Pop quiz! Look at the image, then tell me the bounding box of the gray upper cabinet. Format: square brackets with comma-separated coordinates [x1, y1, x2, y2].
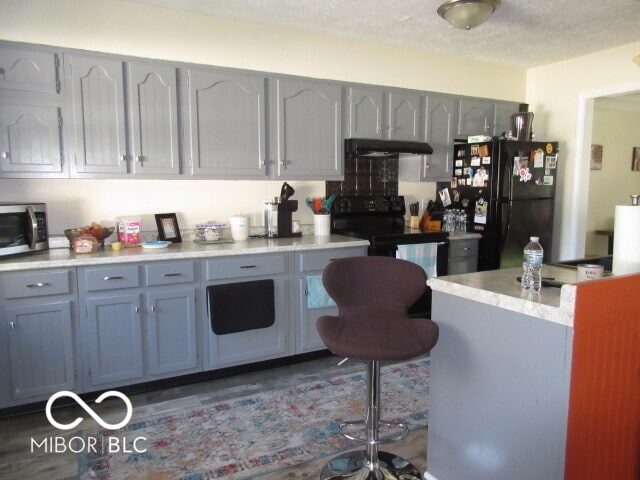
[345, 86, 423, 142]
[494, 101, 519, 137]
[458, 98, 496, 137]
[269, 77, 342, 180]
[345, 86, 385, 139]
[65, 54, 128, 176]
[387, 90, 423, 141]
[128, 62, 180, 176]
[185, 68, 267, 178]
[0, 45, 67, 178]
[0, 47, 60, 94]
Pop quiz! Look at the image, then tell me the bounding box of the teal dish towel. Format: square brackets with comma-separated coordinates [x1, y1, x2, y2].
[396, 243, 439, 278]
[306, 274, 337, 309]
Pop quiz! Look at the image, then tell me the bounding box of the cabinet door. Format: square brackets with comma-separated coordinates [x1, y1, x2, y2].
[494, 101, 519, 137]
[187, 68, 266, 178]
[146, 287, 198, 377]
[298, 276, 335, 353]
[424, 94, 457, 180]
[66, 54, 127, 176]
[458, 98, 495, 137]
[84, 293, 144, 388]
[0, 46, 60, 94]
[0, 103, 65, 176]
[270, 77, 342, 179]
[129, 62, 180, 176]
[388, 91, 423, 142]
[6, 301, 75, 399]
[345, 86, 384, 139]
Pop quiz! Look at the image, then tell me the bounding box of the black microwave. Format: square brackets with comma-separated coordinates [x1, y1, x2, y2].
[0, 203, 49, 257]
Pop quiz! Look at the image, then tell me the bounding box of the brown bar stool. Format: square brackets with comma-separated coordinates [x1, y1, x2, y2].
[316, 256, 439, 480]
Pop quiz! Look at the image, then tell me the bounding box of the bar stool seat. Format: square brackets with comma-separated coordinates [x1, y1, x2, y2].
[316, 256, 439, 480]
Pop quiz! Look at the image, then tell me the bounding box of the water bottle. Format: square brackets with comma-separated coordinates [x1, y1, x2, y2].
[522, 236, 543, 292]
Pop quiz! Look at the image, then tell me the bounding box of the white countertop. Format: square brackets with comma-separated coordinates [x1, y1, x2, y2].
[0, 235, 369, 272]
[428, 265, 580, 327]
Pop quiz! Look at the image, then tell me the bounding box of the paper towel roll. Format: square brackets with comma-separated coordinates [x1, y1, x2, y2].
[612, 205, 640, 275]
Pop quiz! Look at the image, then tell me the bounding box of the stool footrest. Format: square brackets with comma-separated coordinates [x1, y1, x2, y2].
[338, 419, 409, 444]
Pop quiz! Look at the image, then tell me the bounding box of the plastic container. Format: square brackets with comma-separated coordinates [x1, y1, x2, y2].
[117, 216, 141, 245]
[522, 236, 543, 292]
[194, 223, 225, 242]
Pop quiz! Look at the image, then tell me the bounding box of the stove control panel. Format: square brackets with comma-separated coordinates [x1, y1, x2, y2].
[333, 196, 406, 215]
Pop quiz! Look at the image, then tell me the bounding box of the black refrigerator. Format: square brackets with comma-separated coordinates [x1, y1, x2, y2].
[438, 138, 560, 271]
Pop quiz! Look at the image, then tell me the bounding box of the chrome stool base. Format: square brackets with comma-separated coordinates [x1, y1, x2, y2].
[319, 450, 422, 480]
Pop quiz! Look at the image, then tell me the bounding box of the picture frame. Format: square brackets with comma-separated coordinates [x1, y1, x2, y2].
[632, 147, 640, 171]
[590, 144, 603, 170]
[155, 213, 182, 243]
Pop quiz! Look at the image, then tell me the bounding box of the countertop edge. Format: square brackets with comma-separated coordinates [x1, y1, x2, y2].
[0, 236, 370, 272]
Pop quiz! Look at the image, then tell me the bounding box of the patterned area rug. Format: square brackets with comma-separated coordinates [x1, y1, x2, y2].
[78, 359, 430, 479]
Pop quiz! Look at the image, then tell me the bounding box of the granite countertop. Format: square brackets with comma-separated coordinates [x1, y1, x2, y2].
[428, 265, 580, 327]
[0, 235, 369, 272]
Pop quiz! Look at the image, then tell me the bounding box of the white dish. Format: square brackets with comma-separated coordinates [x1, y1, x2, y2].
[142, 241, 171, 249]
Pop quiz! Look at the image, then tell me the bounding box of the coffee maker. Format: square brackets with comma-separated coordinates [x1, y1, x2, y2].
[264, 183, 302, 238]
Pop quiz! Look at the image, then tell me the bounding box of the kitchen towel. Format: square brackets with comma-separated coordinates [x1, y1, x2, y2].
[612, 205, 640, 275]
[306, 274, 337, 309]
[396, 243, 439, 278]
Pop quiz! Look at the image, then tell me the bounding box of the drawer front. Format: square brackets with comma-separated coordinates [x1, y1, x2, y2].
[298, 247, 366, 272]
[2, 269, 72, 299]
[448, 238, 479, 258]
[448, 257, 478, 275]
[205, 254, 286, 281]
[84, 265, 140, 291]
[145, 261, 195, 286]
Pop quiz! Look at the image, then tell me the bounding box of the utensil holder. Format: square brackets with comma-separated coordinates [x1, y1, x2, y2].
[314, 214, 331, 236]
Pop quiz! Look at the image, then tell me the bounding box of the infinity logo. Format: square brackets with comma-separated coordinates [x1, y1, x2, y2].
[46, 391, 133, 431]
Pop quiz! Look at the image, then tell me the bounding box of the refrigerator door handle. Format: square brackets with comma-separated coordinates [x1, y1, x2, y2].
[500, 201, 511, 252]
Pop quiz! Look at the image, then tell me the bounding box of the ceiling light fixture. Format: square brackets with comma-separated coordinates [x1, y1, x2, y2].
[437, 0, 501, 30]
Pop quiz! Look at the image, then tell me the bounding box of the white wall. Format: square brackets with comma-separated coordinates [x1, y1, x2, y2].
[526, 42, 640, 260]
[0, 0, 526, 236]
[586, 105, 640, 256]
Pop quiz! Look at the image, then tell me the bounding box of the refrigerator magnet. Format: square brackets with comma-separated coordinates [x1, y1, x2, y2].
[482, 156, 491, 164]
[545, 143, 555, 154]
[455, 168, 463, 176]
[470, 145, 480, 155]
[439, 188, 452, 207]
[455, 159, 463, 167]
[545, 155, 557, 169]
[519, 167, 532, 182]
[470, 157, 481, 167]
[474, 198, 488, 224]
[543, 176, 554, 186]
[533, 149, 545, 167]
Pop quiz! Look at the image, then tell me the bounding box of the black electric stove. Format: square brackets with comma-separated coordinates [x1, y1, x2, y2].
[330, 195, 448, 317]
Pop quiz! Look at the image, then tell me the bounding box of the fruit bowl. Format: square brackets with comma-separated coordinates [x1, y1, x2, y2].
[65, 226, 115, 247]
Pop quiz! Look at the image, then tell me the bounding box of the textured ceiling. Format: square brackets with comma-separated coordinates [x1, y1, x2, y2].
[121, 0, 640, 68]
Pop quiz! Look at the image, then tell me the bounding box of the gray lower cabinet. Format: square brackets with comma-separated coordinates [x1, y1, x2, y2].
[0, 45, 67, 178]
[269, 77, 342, 180]
[202, 253, 292, 369]
[80, 261, 200, 391]
[447, 236, 480, 275]
[0, 269, 78, 408]
[295, 247, 367, 353]
[185, 67, 267, 178]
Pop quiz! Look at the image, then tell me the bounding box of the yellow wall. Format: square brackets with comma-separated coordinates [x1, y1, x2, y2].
[586, 105, 640, 256]
[526, 42, 640, 260]
[0, 0, 526, 235]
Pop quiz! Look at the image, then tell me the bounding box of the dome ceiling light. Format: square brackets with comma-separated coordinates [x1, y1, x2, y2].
[437, 0, 501, 30]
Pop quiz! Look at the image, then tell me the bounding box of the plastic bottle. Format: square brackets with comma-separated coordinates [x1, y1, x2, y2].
[522, 236, 543, 292]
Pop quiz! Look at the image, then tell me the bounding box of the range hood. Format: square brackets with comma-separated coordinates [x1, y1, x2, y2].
[345, 138, 433, 157]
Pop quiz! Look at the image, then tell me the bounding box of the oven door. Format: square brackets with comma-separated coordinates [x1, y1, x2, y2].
[370, 237, 449, 318]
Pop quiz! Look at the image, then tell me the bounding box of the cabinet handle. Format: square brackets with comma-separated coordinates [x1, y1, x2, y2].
[240, 265, 256, 269]
[121, 155, 127, 162]
[149, 305, 155, 312]
[1, 152, 9, 159]
[135, 306, 140, 314]
[463, 247, 470, 251]
[279, 159, 286, 169]
[26, 282, 50, 288]
[9, 321, 15, 329]
[162, 272, 182, 277]
[102, 276, 123, 281]
[136, 155, 143, 163]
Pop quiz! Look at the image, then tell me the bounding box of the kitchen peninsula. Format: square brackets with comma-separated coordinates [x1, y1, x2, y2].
[0, 235, 368, 411]
[425, 267, 640, 480]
